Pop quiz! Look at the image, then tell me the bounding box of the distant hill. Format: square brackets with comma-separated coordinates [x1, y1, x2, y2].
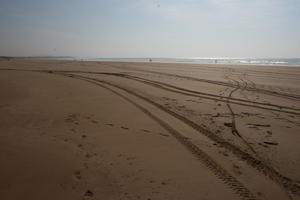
[0, 56, 74, 60]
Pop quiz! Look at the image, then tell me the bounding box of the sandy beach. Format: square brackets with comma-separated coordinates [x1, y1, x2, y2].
[0, 59, 300, 200]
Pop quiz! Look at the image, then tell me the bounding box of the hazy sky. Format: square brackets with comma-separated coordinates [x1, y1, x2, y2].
[0, 0, 299, 58]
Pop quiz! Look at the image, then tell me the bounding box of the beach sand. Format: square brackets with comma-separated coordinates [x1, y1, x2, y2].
[0, 59, 299, 200]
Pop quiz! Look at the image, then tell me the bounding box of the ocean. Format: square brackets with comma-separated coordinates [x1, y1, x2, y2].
[82, 57, 300, 67]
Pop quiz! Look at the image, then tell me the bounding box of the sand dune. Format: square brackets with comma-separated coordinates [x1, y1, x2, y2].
[0, 60, 300, 200]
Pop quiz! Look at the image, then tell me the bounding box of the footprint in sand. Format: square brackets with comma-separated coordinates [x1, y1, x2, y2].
[74, 170, 81, 180]
[70, 128, 76, 133]
[85, 152, 97, 159]
[258, 143, 269, 148]
[213, 113, 220, 117]
[84, 162, 88, 169]
[65, 114, 80, 125]
[219, 151, 229, 157]
[85, 153, 92, 159]
[83, 190, 94, 200]
[161, 181, 167, 185]
[120, 126, 129, 130]
[232, 164, 242, 175]
[264, 141, 278, 146]
[126, 156, 136, 161]
[159, 133, 169, 137]
[224, 122, 232, 127]
[105, 123, 114, 127]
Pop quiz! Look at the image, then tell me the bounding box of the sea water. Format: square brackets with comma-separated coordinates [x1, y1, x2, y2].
[84, 57, 300, 67]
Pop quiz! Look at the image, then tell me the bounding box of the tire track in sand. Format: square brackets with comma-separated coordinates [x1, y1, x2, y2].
[58, 72, 300, 198]
[104, 63, 300, 101]
[123, 75, 300, 115]
[1, 68, 298, 114]
[224, 77, 261, 158]
[0, 68, 299, 197]
[56, 72, 260, 200]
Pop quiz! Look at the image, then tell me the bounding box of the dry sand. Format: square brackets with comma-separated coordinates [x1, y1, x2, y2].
[0, 59, 300, 200]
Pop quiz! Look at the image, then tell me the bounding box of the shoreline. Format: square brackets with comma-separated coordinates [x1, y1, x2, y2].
[1, 57, 300, 67]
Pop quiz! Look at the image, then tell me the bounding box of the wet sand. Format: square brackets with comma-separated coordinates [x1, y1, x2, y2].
[0, 59, 300, 200]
